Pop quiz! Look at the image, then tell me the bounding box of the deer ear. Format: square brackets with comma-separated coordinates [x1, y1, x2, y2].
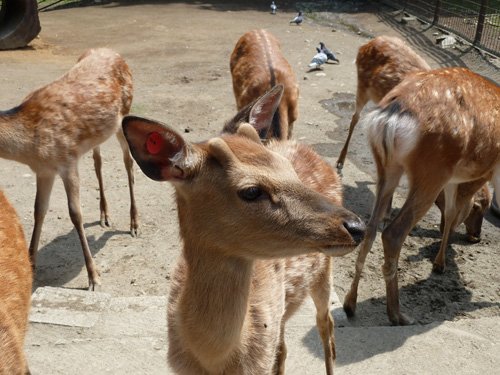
[122, 115, 192, 181]
[248, 84, 284, 135]
[223, 85, 284, 138]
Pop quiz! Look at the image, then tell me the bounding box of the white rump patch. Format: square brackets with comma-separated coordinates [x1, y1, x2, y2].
[361, 106, 420, 165]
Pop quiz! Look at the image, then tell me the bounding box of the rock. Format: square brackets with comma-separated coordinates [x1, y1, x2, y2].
[436, 35, 456, 49]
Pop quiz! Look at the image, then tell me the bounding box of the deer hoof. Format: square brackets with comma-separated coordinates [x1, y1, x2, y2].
[88, 272, 102, 291]
[432, 262, 445, 274]
[343, 291, 357, 317]
[389, 312, 415, 326]
[100, 215, 111, 228]
[466, 234, 480, 244]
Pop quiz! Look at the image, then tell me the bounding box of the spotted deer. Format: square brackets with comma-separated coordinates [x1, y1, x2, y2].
[336, 35, 431, 172]
[0, 190, 32, 374]
[123, 85, 365, 374]
[0, 48, 136, 290]
[229, 29, 299, 140]
[337, 35, 491, 242]
[343, 67, 500, 325]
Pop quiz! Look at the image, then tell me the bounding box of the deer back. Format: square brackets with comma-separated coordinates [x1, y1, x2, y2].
[357, 35, 431, 103]
[367, 67, 500, 183]
[230, 29, 299, 139]
[0, 48, 132, 168]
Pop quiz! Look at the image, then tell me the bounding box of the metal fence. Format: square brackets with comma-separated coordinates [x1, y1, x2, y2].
[380, 0, 500, 57]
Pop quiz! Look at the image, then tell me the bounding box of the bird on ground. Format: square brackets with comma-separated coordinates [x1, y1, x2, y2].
[290, 11, 303, 25]
[319, 42, 340, 63]
[308, 47, 328, 70]
[270, 1, 277, 14]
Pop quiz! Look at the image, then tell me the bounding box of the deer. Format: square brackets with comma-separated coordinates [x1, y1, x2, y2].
[0, 48, 136, 290]
[230, 29, 299, 140]
[342, 67, 500, 326]
[435, 182, 491, 243]
[0, 190, 33, 374]
[337, 35, 432, 172]
[337, 35, 491, 243]
[122, 85, 366, 374]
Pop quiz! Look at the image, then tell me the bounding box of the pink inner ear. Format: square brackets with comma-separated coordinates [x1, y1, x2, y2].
[146, 132, 163, 155]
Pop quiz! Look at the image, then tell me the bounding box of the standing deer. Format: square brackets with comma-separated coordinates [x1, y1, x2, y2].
[435, 181, 491, 243]
[336, 35, 431, 172]
[343, 67, 500, 325]
[123, 85, 365, 374]
[337, 35, 491, 243]
[0, 190, 32, 374]
[230, 29, 299, 140]
[0, 48, 136, 290]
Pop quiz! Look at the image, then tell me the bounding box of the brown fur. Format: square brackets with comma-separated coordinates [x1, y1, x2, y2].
[123, 87, 365, 374]
[337, 35, 431, 171]
[0, 190, 32, 374]
[338, 35, 489, 243]
[230, 29, 299, 139]
[344, 67, 500, 325]
[435, 182, 491, 243]
[0, 48, 136, 290]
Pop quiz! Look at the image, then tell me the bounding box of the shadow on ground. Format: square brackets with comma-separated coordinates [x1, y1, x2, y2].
[299, 237, 499, 364]
[33, 221, 130, 289]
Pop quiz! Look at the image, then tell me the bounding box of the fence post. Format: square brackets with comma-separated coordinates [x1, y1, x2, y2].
[474, 0, 489, 46]
[432, 0, 441, 25]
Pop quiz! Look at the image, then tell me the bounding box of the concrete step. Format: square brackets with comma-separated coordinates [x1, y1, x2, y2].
[25, 287, 499, 374]
[27, 287, 168, 374]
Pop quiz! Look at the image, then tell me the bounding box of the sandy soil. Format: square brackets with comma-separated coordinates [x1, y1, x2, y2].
[0, 0, 498, 334]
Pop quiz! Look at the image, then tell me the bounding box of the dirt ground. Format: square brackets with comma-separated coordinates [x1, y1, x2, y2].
[0, 0, 499, 338]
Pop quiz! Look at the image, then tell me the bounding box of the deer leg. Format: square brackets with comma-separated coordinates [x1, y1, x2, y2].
[382, 194, 394, 229]
[274, 320, 287, 375]
[93, 146, 110, 228]
[492, 167, 500, 215]
[310, 265, 335, 375]
[287, 99, 298, 140]
[432, 184, 460, 273]
[117, 130, 138, 237]
[382, 184, 443, 325]
[343, 162, 403, 317]
[29, 173, 56, 270]
[61, 165, 100, 290]
[336, 90, 368, 173]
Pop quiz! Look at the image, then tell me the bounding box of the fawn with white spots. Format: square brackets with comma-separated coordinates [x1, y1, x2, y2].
[123, 85, 365, 374]
[0, 48, 136, 290]
[343, 67, 500, 325]
[230, 29, 299, 140]
[0, 190, 32, 374]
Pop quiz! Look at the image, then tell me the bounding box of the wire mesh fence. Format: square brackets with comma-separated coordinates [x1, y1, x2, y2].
[380, 0, 500, 57]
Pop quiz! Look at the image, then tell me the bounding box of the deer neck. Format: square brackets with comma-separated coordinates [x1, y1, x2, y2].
[179, 240, 254, 370]
[0, 108, 32, 163]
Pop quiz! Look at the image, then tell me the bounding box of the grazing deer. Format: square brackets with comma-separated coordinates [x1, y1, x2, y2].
[0, 48, 136, 290]
[336, 35, 431, 172]
[123, 85, 365, 374]
[0, 190, 32, 374]
[230, 29, 299, 140]
[343, 67, 500, 325]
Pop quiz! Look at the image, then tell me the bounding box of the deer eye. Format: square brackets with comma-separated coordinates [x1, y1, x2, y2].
[238, 186, 264, 202]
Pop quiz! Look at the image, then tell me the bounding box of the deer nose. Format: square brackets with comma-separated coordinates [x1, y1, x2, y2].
[343, 217, 365, 245]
